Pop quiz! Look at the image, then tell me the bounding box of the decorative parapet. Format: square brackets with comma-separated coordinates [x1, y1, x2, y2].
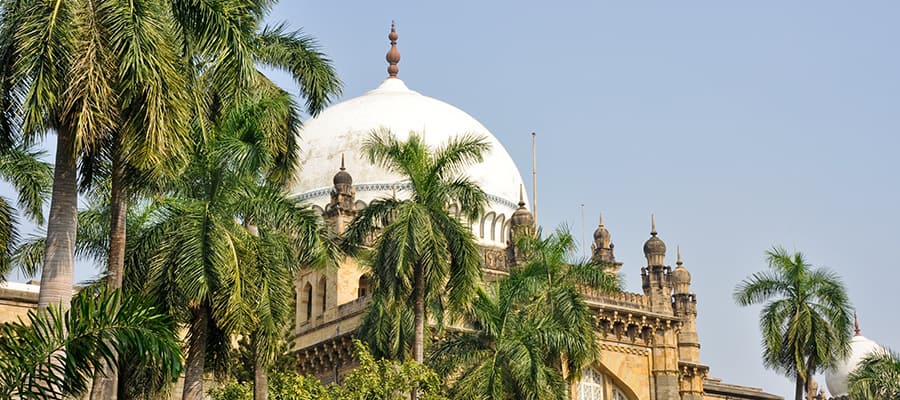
[583, 289, 650, 310]
[590, 308, 681, 345]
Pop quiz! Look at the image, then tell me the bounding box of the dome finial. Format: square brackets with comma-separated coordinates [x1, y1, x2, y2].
[340, 153, 346, 171]
[854, 312, 861, 336]
[677, 245, 683, 265]
[598, 212, 604, 227]
[651, 213, 657, 236]
[386, 21, 400, 78]
[518, 184, 526, 207]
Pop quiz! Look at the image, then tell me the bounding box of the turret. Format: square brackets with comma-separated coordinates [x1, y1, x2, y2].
[641, 214, 672, 314]
[591, 213, 623, 274]
[507, 185, 534, 265]
[324, 154, 357, 234]
[672, 246, 700, 364]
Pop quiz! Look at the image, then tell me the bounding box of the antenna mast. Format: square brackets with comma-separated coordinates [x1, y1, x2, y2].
[532, 132, 538, 226]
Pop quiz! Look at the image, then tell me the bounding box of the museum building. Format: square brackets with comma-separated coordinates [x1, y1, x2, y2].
[289, 24, 784, 400]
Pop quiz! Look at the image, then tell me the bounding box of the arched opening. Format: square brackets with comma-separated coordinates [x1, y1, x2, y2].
[302, 282, 313, 321]
[358, 274, 370, 298]
[311, 205, 325, 216]
[577, 363, 639, 400]
[480, 212, 495, 239]
[493, 214, 505, 242]
[577, 367, 604, 400]
[318, 277, 327, 314]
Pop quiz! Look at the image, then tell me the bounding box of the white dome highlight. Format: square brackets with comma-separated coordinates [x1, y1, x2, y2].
[291, 78, 528, 246]
[825, 334, 884, 397]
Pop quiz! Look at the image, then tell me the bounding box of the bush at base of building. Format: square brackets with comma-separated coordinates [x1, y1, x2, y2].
[209, 341, 448, 400]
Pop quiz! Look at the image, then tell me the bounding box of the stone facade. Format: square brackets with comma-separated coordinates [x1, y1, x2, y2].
[0, 281, 39, 324]
[291, 168, 782, 400]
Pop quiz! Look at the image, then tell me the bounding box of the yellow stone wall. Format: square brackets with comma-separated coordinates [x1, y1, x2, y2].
[596, 339, 653, 400]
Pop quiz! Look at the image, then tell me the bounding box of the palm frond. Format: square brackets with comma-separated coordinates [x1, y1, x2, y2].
[0, 289, 182, 399]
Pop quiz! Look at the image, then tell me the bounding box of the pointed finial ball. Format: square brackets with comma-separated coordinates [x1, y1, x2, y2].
[386, 22, 401, 78]
[389, 21, 399, 41]
[333, 154, 352, 185]
[651, 213, 658, 236]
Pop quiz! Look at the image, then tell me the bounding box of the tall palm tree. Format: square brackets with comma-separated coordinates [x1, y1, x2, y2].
[344, 130, 490, 365]
[848, 348, 900, 400]
[430, 226, 621, 400]
[143, 92, 336, 400]
[0, 289, 182, 400]
[0, 145, 51, 278]
[734, 246, 853, 400]
[0, 0, 193, 311]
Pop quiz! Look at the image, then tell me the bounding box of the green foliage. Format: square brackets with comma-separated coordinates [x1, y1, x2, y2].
[0, 145, 51, 280]
[209, 341, 447, 400]
[0, 289, 182, 399]
[734, 246, 853, 400]
[346, 130, 490, 361]
[209, 381, 253, 400]
[848, 348, 900, 400]
[431, 226, 621, 400]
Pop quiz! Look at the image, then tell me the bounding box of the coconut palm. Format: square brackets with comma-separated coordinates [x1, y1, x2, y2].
[344, 130, 491, 365]
[0, 145, 51, 279]
[734, 246, 854, 400]
[142, 92, 336, 400]
[430, 226, 621, 400]
[0, 0, 195, 311]
[848, 348, 900, 400]
[0, 289, 182, 400]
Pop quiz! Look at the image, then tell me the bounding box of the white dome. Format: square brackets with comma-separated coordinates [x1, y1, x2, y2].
[825, 334, 883, 397]
[291, 78, 528, 247]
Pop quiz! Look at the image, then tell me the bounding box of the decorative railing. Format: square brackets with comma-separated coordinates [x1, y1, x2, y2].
[582, 288, 650, 310]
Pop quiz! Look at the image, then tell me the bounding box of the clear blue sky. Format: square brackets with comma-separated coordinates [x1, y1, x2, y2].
[6, 1, 899, 397]
[268, 1, 898, 396]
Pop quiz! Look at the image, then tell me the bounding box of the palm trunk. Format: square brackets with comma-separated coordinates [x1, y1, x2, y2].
[183, 305, 210, 400]
[411, 264, 425, 400]
[38, 128, 78, 309]
[90, 138, 127, 399]
[253, 343, 268, 400]
[413, 264, 425, 362]
[795, 373, 804, 400]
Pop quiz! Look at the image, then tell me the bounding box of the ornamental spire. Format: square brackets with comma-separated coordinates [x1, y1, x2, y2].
[340, 153, 346, 171]
[677, 245, 683, 266]
[386, 22, 400, 78]
[855, 312, 861, 336]
[651, 213, 657, 236]
[518, 184, 526, 207]
[598, 212, 604, 227]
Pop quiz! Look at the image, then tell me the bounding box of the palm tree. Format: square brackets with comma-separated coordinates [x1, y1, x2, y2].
[734, 246, 854, 400]
[848, 348, 900, 400]
[0, 145, 51, 278]
[143, 93, 336, 400]
[430, 226, 621, 400]
[0, 0, 194, 311]
[0, 289, 182, 400]
[344, 130, 491, 365]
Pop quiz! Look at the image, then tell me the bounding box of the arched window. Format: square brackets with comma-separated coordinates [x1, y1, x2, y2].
[303, 282, 313, 321]
[318, 277, 327, 313]
[492, 214, 505, 241]
[577, 368, 604, 400]
[612, 387, 627, 400]
[358, 275, 370, 298]
[480, 212, 495, 239]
